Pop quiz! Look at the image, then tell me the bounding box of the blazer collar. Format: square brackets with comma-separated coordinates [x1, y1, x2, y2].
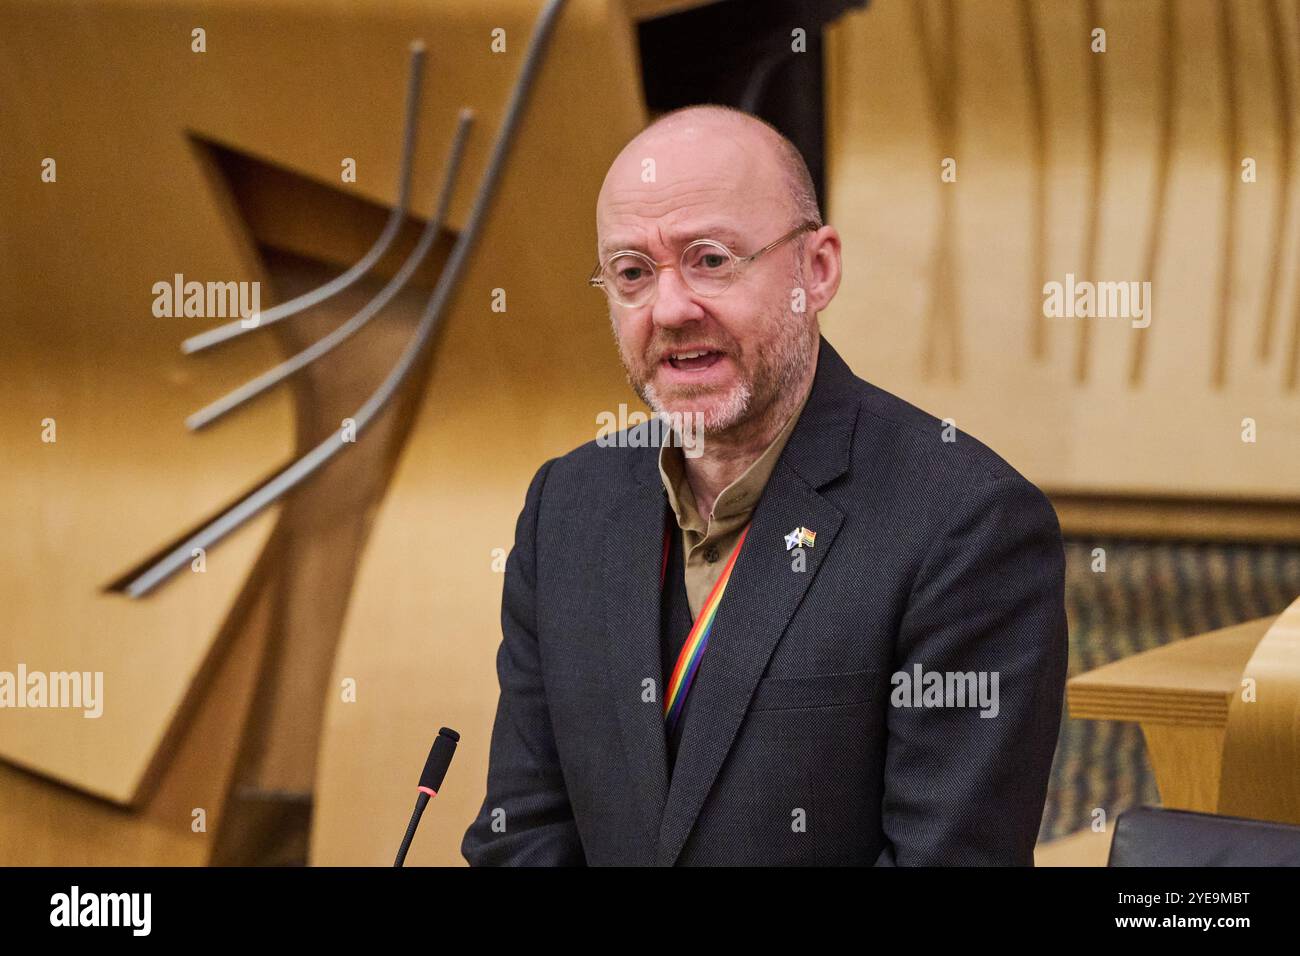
[629, 334, 859, 494]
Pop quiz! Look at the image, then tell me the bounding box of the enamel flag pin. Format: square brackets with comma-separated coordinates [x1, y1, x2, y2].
[784, 526, 816, 550]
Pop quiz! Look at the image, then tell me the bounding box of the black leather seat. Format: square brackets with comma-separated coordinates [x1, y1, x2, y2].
[1109, 806, 1300, 866]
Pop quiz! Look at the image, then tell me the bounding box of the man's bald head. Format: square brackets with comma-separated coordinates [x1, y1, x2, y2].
[599, 105, 821, 235]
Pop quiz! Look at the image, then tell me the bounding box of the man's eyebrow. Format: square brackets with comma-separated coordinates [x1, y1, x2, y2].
[598, 224, 747, 259]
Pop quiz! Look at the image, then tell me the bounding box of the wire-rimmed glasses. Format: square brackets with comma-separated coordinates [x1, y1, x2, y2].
[589, 220, 819, 308]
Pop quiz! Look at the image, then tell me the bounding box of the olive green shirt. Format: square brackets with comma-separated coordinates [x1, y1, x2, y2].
[658, 387, 812, 619]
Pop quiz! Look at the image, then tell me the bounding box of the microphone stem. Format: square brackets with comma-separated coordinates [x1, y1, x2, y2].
[393, 791, 431, 867]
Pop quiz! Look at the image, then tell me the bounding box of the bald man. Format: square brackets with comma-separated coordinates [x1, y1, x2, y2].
[462, 106, 1068, 866]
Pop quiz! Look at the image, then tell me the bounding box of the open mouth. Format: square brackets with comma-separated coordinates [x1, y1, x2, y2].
[664, 349, 723, 372]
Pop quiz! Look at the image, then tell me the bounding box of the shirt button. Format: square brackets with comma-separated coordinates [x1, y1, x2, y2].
[705, 547, 720, 564]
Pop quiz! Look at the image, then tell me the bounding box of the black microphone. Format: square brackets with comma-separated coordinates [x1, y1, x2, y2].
[393, 726, 460, 867]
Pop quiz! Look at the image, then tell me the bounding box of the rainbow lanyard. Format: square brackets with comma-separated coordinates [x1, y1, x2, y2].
[663, 524, 751, 734]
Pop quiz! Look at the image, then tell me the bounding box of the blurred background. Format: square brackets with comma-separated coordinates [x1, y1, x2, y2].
[1, 0, 1297, 866]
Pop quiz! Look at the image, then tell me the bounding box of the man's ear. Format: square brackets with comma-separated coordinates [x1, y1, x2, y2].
[802, 225, 843, 315]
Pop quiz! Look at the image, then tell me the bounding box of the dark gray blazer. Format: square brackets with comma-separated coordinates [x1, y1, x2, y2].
[462, 336, 1068, 866]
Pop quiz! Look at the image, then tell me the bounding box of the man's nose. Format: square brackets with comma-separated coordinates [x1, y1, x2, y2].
[650, 266, 705, 329]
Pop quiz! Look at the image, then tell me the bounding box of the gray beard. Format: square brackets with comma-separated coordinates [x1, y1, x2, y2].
[613, 259, 815, 438]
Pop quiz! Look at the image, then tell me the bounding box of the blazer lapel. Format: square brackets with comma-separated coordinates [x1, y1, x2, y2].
[601, 451, 671, 851]
[655, 465, 845, 864]
[656, 336, 861, 865]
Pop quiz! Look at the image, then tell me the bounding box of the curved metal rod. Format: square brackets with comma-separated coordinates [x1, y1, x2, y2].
[186, 109, 475, 431]
[122, 0, 568, 598]
[181, 41, 427, 355]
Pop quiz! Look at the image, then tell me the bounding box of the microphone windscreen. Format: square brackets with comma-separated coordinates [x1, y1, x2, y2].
[417, 726, 460, 793]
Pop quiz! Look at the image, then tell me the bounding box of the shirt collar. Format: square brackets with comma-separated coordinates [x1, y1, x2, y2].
[658, 384, 812, 533]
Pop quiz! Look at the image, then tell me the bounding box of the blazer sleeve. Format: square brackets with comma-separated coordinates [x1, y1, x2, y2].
[874, 473, 1068, 866]
[461, 458, 586, 866]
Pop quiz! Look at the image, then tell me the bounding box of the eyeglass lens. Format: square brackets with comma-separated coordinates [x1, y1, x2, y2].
[602, 240, 735, 305]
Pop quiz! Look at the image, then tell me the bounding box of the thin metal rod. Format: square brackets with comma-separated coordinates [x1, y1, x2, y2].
[186, 110, 475, 431]
[123, 0, 568, 598]
[181, 41, 427, 355]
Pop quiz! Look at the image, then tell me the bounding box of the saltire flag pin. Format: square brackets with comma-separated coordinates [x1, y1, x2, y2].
[784, 526, 816, 550]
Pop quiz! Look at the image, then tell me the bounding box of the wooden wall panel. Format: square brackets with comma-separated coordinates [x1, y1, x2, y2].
[309, 0, 648, 866]
[824, 0, 1300, 502]
[0, 0, 296, 803]
[0, 0, 507, 859]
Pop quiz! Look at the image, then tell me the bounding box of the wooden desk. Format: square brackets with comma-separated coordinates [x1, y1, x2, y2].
[1068, 597, 1300, 823]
